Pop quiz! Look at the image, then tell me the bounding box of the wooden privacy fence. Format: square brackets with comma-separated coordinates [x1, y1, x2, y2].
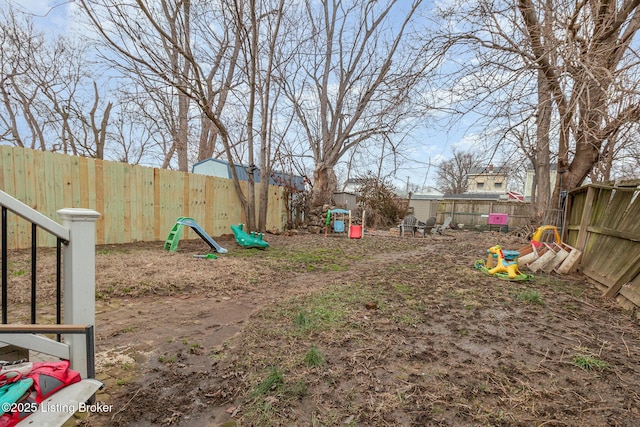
[0, 146, 287, 249]
[564, 181, 640, 310]
[435, 199, 531, 230]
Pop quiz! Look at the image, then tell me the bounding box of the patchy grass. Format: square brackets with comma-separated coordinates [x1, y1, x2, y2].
[97, 247, 130, 255]
[515, 288, 544, 305]
[262, 283, 378, 335]
[253, 367, 284, 396]
[158, 354, 176, 364]
[304, 346, 325, 367]
[293, 310, 313, 331]
[573, 354, 610, 371]
[269, 247, 355, 272]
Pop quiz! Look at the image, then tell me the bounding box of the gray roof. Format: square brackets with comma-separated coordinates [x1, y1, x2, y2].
[469, 165, 508, 175]
[411, 194, 443, 200]
[443, 192, 504, 201]
[192, 158, 306, 191]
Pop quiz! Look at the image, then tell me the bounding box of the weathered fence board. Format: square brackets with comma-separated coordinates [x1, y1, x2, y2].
[0, 146, 286, 249]
[565, 183, 640, 308]
[619, 273, 640, 308]
[435, 200, 531, 229]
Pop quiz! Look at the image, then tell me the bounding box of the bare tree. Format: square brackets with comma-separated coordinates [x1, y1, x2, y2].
[431, 0, 640, 212]
[615, 133, 640, 180]
[235, 0, 289, 230]
[518, 0, 640, 205]
[436, 150, 475, 194]
[278, 0, 434, 208]
[430, 1, 554, 217]
[0, 6, 113, 158]
[111, 83, 175, 165]
[0, 8, 43, 149]
[77, 0, 294, 231]
[78, 0, 246, 227]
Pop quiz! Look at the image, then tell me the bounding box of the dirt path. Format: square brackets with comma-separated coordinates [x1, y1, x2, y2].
[90, 241, 437, 426]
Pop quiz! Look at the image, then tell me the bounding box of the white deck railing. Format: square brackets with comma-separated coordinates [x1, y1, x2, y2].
[0, 189, 100, 378]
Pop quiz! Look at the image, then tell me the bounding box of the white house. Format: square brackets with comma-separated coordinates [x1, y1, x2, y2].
[467, 164, 509, 193]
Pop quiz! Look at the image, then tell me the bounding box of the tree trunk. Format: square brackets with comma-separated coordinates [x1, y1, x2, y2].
[176, 85, 190, 172]
[258, 167, 270, 232]
[245, 170, 257, 231]
[310, 164, 338, 207]
[533, 70, 551, 222]
[552, 143, 599, 207]
[197, 116, 217, 162]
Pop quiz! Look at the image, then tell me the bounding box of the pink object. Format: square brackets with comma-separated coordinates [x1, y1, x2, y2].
[488, 213, 508, 225]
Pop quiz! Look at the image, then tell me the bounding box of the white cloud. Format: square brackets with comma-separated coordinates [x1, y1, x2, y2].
[453, 133, 482, 151]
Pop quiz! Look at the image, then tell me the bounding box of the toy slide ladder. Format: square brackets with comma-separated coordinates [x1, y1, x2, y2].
[164, 218, 186, 252]
[164, 217, 228, 253]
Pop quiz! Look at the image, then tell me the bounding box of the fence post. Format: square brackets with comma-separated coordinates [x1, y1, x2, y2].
[57, 208, 100, 378]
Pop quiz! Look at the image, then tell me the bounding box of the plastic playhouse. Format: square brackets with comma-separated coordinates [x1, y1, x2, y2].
[324, 208, 366, 239]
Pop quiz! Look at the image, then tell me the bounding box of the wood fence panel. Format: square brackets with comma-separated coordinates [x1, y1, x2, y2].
[606, 190, 633, 229]
[619, 188, 640, 232]
[1, 148, 17, 248]
[157, 168, 183, 241]
[564, 187, 586, 247]
[129, 165, 141, 243]
[619, 273, 640, 308]
[108, 161, 125, 244]
[122, 164, 132, 244]
[69, 155, 82, 208]
[61, 154, 73, 209]
[188, 173, 209, 233]
[0, 146, 289, 249]
[567, 183, 640, 305]
[44, 152, 60, 245]
[580, 187, 609, 267]
[153, 168, 161, 241]
[140, 166, 156, 242]
[213, 178, 238, 236]
[181, 172, 190, 240]
[95, 160, 106, 245]
[204, 179, 215, 235]
[79, 156, 97, 213]
[13, 148, 29, 249]
[0, 147, 5, 190]
[22, 149, 36, 211]
[436, 200, 531, 229]
[34, 150, 55, 247]
[267, 186, 285, 230]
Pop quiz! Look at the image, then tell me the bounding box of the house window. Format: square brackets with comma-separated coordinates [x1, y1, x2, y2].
[477, 182, 484, 189]
[495, 182, 502, 189]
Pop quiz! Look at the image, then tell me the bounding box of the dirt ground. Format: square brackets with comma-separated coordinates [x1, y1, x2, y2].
[5, 230, 640, 426]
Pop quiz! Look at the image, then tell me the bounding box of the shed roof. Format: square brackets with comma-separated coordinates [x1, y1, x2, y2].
[192, 158, 306, 191]
[443, 192, 504, 201]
